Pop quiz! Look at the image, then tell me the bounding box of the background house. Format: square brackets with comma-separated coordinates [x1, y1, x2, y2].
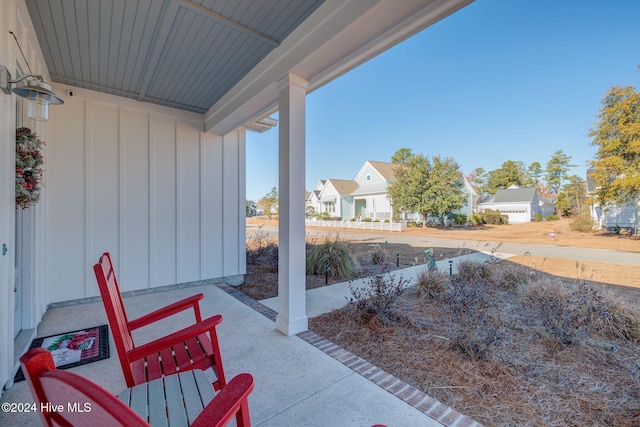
[305, 180, 325, 216]
[587, 169, 639, 233]
[316, 179, 359, 219]
[477, 185, 553, 223]
[351, 161, 396, 220]
[308, 160, 476, 221]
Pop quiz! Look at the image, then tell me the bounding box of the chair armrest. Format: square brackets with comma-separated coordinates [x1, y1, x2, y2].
[191, 373, 255, 427]
[128, 294, 205, 330]
[127, 314, 223, 361]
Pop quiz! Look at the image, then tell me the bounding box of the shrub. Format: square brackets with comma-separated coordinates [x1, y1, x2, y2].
[533, 213, 543, 222]
[484, 211, 505, 225]
[246, 230, 278, 267]
[374, 219, 380, 222]
[306, 235, 359, 279]
[596, 298, 640, 340]
[470, 213, 485, 226]
[545, 215, 560, 221]
[523, 279, 566, 307]
[383, 219, 390, 223]
[568, 285, 640, 341]
[362, 217, 372, 222]
[370, 244, 387, 265]
[305, 205, 316, 219]
[456, 259, 494, 285]
[570, 214, 595, 232]
[495, 263, 530, 290]
[415, 268, 448, 299]
[315, 211, 331, 220]
[444, 277, 502, 360]
[348, 272, 410, 325]
[451, 213, 468, 226]
[532, 282, 640, 344]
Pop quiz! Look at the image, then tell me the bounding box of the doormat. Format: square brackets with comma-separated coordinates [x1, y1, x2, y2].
[14, 325, 109, 383]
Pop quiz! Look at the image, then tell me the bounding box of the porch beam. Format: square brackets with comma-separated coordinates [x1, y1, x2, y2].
[177, 0, 280, 47]
[276, 73, 308, 336]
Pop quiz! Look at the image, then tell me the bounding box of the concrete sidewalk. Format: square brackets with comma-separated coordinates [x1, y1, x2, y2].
[261, 251, 515, 318]
[0, 279, 484, 426]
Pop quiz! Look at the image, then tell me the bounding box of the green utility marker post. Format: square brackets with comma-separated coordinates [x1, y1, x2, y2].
[424, 248, 436, 271]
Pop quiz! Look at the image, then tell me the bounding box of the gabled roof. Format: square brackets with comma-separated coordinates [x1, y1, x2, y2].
[492, 187, 537, 203]
[478, 194, 494, 204]
[326, 179, 360, 195]
[367, 161, 396, 182]
[539, 196, 555, 206]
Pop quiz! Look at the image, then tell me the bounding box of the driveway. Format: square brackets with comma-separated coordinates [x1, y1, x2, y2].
[247, 224, 640, 266]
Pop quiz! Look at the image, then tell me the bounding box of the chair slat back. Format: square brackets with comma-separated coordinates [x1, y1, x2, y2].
[93, 252, 136, 385]
[20, 348, 149, 427]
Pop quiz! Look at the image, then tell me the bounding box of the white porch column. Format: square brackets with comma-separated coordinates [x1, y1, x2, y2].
[276, 73, 308, 336]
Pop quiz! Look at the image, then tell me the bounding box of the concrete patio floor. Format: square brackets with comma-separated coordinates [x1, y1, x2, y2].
[1, 263, 489, 426]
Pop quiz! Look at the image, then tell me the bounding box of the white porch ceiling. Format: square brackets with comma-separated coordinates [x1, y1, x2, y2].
[25, 0, 473, 133]
[25, 0, 325, 114]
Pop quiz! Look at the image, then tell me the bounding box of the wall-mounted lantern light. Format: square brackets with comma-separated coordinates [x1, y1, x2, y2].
[1, 65, 64, 121]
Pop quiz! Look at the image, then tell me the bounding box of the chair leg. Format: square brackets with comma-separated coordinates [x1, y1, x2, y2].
[235, 399, 251, 427]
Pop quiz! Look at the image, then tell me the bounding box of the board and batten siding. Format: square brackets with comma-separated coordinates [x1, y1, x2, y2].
[49, 85, 246, 303]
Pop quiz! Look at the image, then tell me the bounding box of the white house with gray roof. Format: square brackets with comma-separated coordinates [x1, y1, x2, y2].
[477, 185, 554, 223]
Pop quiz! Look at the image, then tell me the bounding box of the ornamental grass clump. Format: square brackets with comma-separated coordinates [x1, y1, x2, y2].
[495, 263, 531, 290]
[306, 234, 359, 279]
[369, 244, 388, 265]
[415, 268, 448, 300]
[456, 259, 494, 285]
[528, 279, 640, 345]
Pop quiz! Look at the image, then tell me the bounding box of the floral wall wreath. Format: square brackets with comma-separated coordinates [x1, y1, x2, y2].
[15, 127, 45, 209]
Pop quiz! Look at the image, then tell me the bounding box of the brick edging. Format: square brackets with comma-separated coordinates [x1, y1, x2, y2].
[216, 283, 483, 427]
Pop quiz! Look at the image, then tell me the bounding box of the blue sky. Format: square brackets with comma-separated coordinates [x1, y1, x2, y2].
[246, 0, 640, 201]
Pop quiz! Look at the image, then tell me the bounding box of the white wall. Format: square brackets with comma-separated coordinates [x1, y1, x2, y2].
[48, 85, 246, 302]
[593, 201, 639, 232]
[0, 0, 52, 393]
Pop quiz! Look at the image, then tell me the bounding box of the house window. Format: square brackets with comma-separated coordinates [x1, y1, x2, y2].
[366, 174, 371, 182]
[324, 202, 335, 213]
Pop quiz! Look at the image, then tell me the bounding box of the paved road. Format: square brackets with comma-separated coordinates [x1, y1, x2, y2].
[247, 224, 640, 266]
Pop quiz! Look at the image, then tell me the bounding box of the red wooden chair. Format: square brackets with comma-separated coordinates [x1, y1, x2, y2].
[20, 348, 254, 427]
[93, 252, 226, 389]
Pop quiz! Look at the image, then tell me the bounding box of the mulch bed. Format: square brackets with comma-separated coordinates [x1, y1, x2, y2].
[310, 262, 640, 426]
[241, 237, 640, 425]
[239, 241, 472, 300]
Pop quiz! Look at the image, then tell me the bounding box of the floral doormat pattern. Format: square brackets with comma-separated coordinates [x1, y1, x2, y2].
[14, 325, 109, 382]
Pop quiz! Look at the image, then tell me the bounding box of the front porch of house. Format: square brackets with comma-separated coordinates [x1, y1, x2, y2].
[0, 281, 476, 426]
[1, 1, 477, 415]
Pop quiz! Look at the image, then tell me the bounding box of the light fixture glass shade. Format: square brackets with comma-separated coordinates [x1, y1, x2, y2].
[28, 96, 49, 121]
[12, 80, 63, 121]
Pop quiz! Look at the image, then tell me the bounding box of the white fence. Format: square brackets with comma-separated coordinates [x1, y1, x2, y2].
[305, 219, 406, 232]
